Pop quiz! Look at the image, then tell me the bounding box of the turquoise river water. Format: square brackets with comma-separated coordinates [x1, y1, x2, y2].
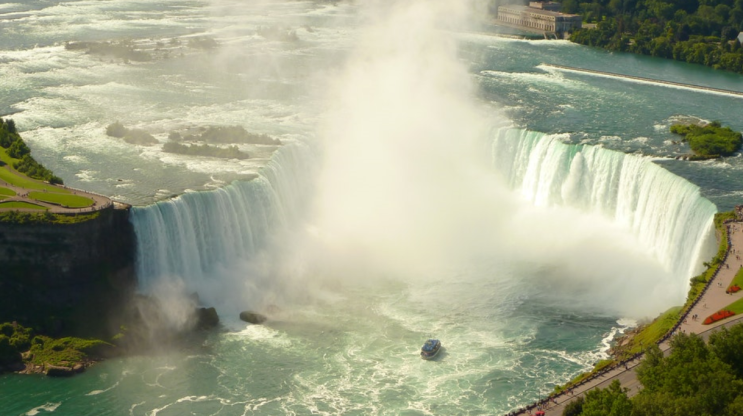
[0, 0, 741, 415]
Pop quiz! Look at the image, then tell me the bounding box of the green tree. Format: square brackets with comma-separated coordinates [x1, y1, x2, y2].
[710, 325, 743, 379]
[579, 380, 632, 416]
[635, 333, 743, 416]
[725, 395, 743, 416]
[8, 137, 30, 159]
[562, 396, 585, 416]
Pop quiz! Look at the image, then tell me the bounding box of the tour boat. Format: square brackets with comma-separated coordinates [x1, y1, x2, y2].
[420, 339, 441, 360]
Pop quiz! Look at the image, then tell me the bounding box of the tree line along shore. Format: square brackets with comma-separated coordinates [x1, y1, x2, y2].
[543, 208, 743, 416]
[503, 0, 743, 74]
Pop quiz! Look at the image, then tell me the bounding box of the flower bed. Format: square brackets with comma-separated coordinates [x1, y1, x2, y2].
[703, 309, 736, 325]
[727, 285, 741, 294]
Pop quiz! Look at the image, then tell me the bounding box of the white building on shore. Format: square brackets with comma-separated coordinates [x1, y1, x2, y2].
[496, 2, 582, 36]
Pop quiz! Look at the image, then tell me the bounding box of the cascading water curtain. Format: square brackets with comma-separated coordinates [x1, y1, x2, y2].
[491, 128, 717, 283]
[129, 141, 316, 293]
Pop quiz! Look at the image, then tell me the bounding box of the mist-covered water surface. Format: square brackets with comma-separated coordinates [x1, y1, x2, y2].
[1, 0, 740, 414]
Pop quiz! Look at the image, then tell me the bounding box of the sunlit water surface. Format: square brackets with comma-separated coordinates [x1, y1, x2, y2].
[1, 0, 741, 414]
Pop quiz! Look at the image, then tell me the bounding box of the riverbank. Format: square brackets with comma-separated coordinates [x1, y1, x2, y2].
[505, 208, 743, 415]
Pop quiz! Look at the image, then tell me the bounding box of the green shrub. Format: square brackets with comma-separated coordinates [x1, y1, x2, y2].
[563, 396, 585, 416]
[0, 210, 99, 224]
[28, 336, 112, 367]
[671, 122, 743, 157]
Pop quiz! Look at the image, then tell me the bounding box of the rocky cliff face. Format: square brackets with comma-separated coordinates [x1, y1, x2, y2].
[0, 207, 136, 337]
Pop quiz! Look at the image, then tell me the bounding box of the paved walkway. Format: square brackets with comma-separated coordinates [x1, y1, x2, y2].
[0, 178, 112, 214]
[507, 220, 743, 416]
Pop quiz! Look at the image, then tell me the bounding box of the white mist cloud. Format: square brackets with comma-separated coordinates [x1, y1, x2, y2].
[293, 0, 683, 319]
[307, 0, 516, 278]
[132, 0, 693, 324]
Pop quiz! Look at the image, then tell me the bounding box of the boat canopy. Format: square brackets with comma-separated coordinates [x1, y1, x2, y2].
[421, 339, 440, 352]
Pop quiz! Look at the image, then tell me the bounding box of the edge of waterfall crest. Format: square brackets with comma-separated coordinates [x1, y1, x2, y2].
[490, 128, 717, 282]
[129, 140, 315, 293]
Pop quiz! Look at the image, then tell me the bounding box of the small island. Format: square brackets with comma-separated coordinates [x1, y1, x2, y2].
[65, 36, 220, 63]
[168, 125, 281, 145]
[105, 121, 158, 146]
[670, 120, 743, 160]
[106, 122, 281, 159]
[162, 142, 249, 159]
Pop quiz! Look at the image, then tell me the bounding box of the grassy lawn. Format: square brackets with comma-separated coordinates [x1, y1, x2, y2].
[28, 191, 94, 208]
[0, 186, 16, 196]
[719, 296, 743, 315]
[0, 146, 14, 165]
[0, 201, 47, 210]
[0, 148, 68, 193]
[622, 306, 683, 356]
[727, 267, 743, 292]
[0, 196, 6, 201]
[0, 166, 66, 192]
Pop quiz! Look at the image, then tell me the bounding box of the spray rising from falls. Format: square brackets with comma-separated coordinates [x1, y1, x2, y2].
[130, 141, 315, 298]
[491, 128, 717, 284]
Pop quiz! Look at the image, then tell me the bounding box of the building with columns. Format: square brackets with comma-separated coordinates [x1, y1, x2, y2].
[496, 2, 582, 36]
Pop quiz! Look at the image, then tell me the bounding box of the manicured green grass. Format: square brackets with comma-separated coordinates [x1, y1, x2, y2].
[0, 186, 15, 196]
[719, 297, 743, 315]
[727, 267, 743, 292]
[0, 147, 14, 165]
[0, 201, 48, 210]
[0, 166, 66, 192]
[28, 191, 94, 208]
[0, 148, 68, 193]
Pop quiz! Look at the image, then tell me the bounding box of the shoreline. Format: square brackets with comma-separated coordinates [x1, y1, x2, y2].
[505, 209, 743, 416]
[541, 64, 743, 99]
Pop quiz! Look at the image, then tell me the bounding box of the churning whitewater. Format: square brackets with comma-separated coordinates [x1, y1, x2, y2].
[123, 126, 718, 415]
[2, 0, 737, 414]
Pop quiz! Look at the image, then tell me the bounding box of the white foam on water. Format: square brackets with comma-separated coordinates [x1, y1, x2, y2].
[599, 135, 622, 142]
[24, 402, 61, 416]
[542, 64, 743, 100]
[86, 380, 121, 396]
[480, 68, 585, 90]
[142, 365, 177, 389]
[224, 323, 293, 349]
[74, 169, 98, 182]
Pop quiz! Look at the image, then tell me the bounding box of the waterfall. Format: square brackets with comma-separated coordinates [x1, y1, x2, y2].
[490, 128, 717, 281]
[129, 141, 315, 293]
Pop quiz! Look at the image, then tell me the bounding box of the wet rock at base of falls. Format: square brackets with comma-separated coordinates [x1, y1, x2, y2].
[239, 311, 267, 324]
